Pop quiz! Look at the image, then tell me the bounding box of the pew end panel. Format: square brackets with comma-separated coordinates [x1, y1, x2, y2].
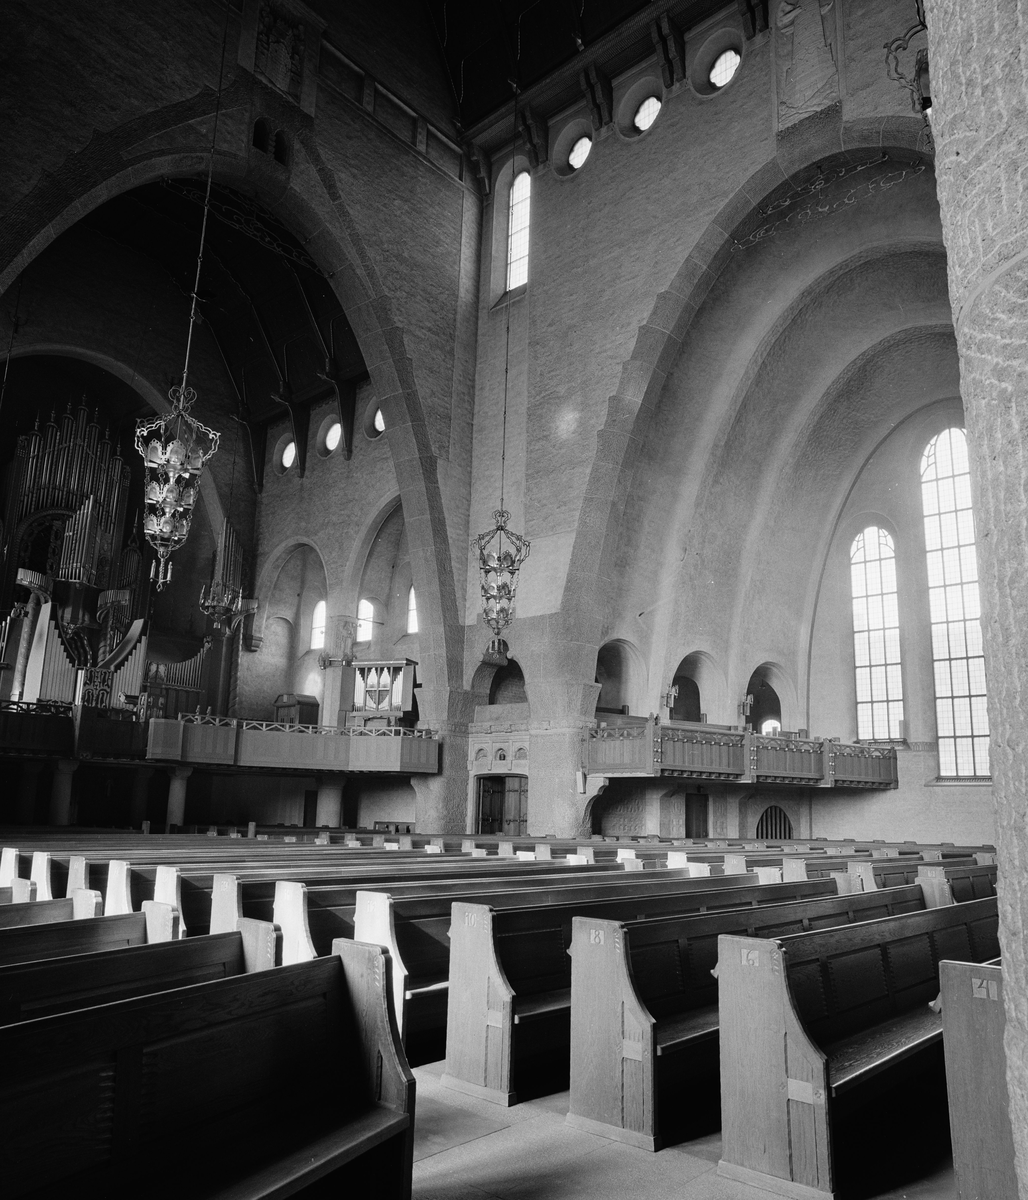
[566, 916, 660, 1150]
[238, 916, 280, 971]
[210, 873, 244, 935]
[717, 934, 833, 1198]
[354, 890, 411, 1039]
[0, 951, 415, 1200]
[940, 958, 1017, 1200]
[271, 879, 317, 966]
[441, 902, 517, 1105]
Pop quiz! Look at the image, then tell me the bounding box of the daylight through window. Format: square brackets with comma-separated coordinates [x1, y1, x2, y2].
[506, 171, 531, 291]
[921, 428, 989, 776]
[851, 526, 903, 740]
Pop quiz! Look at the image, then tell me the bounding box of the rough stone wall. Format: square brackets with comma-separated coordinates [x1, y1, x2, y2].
[924, 0, 1028, 1184]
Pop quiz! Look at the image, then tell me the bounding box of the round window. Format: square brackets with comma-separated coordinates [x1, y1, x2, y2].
[633, 96, 661, 131]
[325, 421, 341, 451]
[568, 136, 592, 170]
[709, 49, 741, 89]
[373, 408, 385, 433]
[281, 440, 296, 469]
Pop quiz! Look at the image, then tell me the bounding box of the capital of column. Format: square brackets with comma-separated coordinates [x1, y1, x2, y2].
[168, 765, 194, 781]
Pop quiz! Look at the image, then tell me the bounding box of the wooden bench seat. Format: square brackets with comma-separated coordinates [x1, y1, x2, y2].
[365, 875, 834, 1064]
[563, 884, 929, 1148]
[0, 918, 277, 1026]
[0, 900, 179, 968]
[0, 939, 414, 1200]
[441, 878, 857, 1105]
[716, 896, 1000, 1197]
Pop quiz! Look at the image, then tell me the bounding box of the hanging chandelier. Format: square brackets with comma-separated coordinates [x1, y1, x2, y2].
[198, 575, 242, 632]
[473, 509, 530, 651]
[135, 17, 229, 591]
[136, 389, 220, 589]
[473, 64, 530, 653]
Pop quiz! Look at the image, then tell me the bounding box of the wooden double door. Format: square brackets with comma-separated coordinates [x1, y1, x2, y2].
[477, 775, 528, 836]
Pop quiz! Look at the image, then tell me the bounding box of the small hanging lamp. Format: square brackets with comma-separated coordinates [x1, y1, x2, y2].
[472, 56, 530, 654]
[135, 18, 229, 591]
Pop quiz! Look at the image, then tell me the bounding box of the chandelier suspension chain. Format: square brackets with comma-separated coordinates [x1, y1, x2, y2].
[499, 19, 522, 515]
[179, 6, 232, 401]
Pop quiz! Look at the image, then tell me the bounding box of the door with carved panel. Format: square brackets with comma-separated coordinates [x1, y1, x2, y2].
[503, 775, 528, 836]
[477, 777, 505, 834]
[659, 792, 686, 839]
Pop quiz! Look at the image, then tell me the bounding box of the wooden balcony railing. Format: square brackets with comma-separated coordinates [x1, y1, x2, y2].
[584, 716, 898, 789]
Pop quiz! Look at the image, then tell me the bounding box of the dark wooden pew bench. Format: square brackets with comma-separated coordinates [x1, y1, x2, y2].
[0, 899, 179, 968]
[561, 883, 929, 1148]
[716, 896, 1000, 1197]
[440, 878, 847, 1104]
[0, 939, 414, 1200]
[360, 875, 833, 1063]
[940, 957, 1017, 1200]
[0, 918, 278, 1026]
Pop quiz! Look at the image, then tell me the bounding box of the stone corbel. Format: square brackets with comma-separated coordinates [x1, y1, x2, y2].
[579, 64, 613, 129]
[650, 15, 685, 88]
[518, 105, 548, 168]
[737, 0, 770, 38]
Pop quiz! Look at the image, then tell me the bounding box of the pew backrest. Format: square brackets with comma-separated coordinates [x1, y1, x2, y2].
[0, 941, 414, 1198]
[0, 900, 179, 968]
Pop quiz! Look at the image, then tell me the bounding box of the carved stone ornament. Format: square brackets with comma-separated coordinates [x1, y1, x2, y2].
[774, 0, 840, 131]
[256, 1, 305, 98]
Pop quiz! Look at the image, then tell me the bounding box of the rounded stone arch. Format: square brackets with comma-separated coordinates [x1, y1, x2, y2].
[555, 119, 933, 651]
[667, 650, 727, 724]
[340, 492, 403, 617]
[742, 660, 798, 732]
[739, 790, 806, 840]
[0, 126, 462, 719]
[594, 638, 647, 715]
[254, 536, 330, 646]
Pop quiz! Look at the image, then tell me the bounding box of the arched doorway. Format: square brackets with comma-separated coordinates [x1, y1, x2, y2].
[755, 804, 793, 840]
[477, 775, 528, 836]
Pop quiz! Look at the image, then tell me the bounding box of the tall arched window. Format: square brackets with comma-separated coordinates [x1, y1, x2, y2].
[506, 171, 531, 291]
[310, 600, 326, 650]
[356, 598, 374, 643]
[921, 428, 989, 776]
[406, 585, 418, 634]
[850, 527, 903, 740]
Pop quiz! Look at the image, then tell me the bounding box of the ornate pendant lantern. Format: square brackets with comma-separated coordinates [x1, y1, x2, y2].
[473, 73, 530, 653]
[136, 23, 229, 591]
[136, 386, 219, 589]
[473, 509, 530, 652]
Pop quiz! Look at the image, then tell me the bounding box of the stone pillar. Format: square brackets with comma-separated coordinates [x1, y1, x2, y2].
[315, 777, 343, 827]
[16, 759, 43, 823]
[130, 766, 153, 829]
[924, 1, 1028, 1183]
[48, 758, 78, 826]
[165, 766, 193, 831]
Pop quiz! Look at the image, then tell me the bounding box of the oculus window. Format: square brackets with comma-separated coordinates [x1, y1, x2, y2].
[921, 428, 989, 777]
[850, 527, 904, 740]
[633, 96, 661, 131]
[709, 49, 741, 89]
[568, 136, 592, 170]
[281, 440, 296, 469]
[324, 421, 341, 452]
[506, 171, 531, 291]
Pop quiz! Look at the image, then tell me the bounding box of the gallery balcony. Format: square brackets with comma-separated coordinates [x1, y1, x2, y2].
[146, 714, 441, 774]
[584, 716, 898, 789]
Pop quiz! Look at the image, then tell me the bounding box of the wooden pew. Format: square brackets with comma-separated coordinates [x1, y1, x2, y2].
[0, 939, 414, 1200]
[0, 918, 278, 1026]
[0, 900, 179, 968]
[914, 862, 997, 906]
[562, 885, 927, 1147]
[844, 856, 979, 892]
[0, 889, 102, 929]
[361, 876, 835, 1058]
[940, 957, 1017, 1200]
[716, 897, 1000, 1197]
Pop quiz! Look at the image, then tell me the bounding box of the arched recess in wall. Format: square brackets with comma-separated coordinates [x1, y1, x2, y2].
[250, 541, 329, 721]
[489, 658, 528, 705]
[744, 662, 790, 733]
[548, 121, 936, 682]
[0, 133, 463, 724]
[595, 639, 645, 715]
[668, 651, 724, 722]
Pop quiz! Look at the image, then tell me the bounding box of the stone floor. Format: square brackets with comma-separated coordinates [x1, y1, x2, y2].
[412, 1060, 955, 1200]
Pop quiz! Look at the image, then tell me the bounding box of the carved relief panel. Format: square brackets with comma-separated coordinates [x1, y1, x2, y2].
[773, 0, 843, 131]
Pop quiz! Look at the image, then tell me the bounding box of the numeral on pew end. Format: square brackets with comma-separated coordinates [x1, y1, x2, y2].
[590, 929, 605, 945]
[972, 976, 1000, 1001]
